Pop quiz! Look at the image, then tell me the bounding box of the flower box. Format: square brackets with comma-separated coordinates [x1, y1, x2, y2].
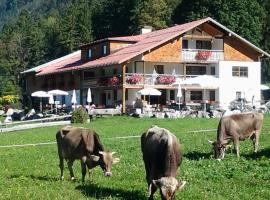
[196, 51, 212, 60]
[156, 75, 176, 85]
[108, 76, 120, 85]
[126, 74, 142, 84]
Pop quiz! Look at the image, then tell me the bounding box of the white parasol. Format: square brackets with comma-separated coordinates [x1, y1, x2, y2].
[137, 88, 161, 104]
[176, 85, 182, 111]
[48, 89, 69, 96]
[31, 91, 51, 112]
[71, 90, 77, 110]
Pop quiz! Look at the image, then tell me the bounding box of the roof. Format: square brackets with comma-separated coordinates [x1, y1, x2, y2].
[21, 51, 81, 74]
[26, 17, 269, 76]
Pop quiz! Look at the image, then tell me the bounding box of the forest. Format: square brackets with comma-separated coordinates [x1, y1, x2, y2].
[0, 0, 269, 96]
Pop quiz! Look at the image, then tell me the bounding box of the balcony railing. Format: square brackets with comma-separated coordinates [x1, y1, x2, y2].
[182, 49, 224, 62]
[125, 73, 197, 86]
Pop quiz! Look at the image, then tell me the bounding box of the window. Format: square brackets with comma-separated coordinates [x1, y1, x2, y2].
[182, 40, 188, 49]
[232, 66, 248, 77]
[196, 40, 212, 50]
[190, 91, 202, 101]
[154, 65, 164, 74]
[113, 68, 118, 75]
[84, 71, 95, 80]
[170, 90, 175, 100]
[102, 45, 107, 55]
[210, 90, 215, 101]
[88, 49, 92, 59]
[114, 90, 117, 101]
[210, 66, 215, 75]
[186, 66, 206, 75]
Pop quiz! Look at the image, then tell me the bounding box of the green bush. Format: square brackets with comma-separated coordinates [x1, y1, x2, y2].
[71, 107, 89, 123]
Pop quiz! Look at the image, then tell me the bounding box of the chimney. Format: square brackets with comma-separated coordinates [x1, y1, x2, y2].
[140, 26, 153, 34]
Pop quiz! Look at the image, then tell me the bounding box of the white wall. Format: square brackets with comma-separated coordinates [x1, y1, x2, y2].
[218, 61, 261, 109]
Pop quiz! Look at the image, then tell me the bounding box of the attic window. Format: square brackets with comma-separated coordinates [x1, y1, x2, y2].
[88, 49, 92, 59]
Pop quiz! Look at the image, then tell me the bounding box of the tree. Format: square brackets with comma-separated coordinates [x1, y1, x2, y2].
[134, 0, 169, 30]
[92, 0, 139, 39]
[172, 0, 266, 46]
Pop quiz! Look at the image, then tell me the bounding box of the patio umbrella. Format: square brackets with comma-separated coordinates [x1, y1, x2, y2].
[87, 88, 92, 103]
[49, 94, 54, 112]
[151, 68, 158, 85]
[31, 91, 51, 112]
[176, 85, 182, 111]
[71, 90, 77, 110]
[48, 89, 69, 96]
[137, 88, 161, 104]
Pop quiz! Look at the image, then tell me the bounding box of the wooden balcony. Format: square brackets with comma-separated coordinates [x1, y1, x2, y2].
[182, 49, 224, 62]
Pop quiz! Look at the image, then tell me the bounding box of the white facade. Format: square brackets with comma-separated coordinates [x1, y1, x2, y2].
[218, 61, 261, 109]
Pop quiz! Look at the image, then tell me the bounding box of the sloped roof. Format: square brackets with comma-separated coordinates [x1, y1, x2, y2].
[24, 17, 269, 76]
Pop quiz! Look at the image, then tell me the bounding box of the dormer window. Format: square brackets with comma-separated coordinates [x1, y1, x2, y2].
[88, 49, 92, 59]
[102, 45, 107, 55]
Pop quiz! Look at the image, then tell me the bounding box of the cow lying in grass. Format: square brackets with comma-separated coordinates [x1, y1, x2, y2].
[56, 126, 120, 182]
[141, 126, 186, 200]
[209, 112, 264, 160]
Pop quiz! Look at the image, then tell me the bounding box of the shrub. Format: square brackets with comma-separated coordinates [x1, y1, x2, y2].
[71, 107, 89, 123]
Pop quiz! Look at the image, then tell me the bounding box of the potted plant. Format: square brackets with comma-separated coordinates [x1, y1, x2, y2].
[156, 75, 176, 85]
[196, 50, 212, 60]
[126, 74, 142, 84]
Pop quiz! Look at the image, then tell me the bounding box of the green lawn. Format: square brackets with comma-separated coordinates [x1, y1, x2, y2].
[0, 116, 270, 200]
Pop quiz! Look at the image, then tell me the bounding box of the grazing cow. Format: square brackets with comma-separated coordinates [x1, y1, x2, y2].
[209, 112, 264, 160]
[56, 126, 120, 182]
[141, 126, 186, 200]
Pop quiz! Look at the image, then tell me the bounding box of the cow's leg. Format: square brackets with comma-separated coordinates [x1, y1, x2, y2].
[80, 160, 87, 183]
[233, 137, 240, 158]
[59, 157, 64, 180]
[88, 169, 93, 181]
[251, 130, 260, 153]
[67, 159, 75, 180]
[148, 182, 157, 200]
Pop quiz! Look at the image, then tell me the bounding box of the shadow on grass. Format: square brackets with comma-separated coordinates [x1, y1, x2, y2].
[7, 174, 59, 182]
[242, 148, 270, 160]
[76, 183, 147, 200]
[184, 151, 212, 160]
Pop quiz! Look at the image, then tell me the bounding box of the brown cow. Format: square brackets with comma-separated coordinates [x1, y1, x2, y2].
[56, 126, 120, 182]
[209, 112, 264, 160]
[141, 126, 186, 200]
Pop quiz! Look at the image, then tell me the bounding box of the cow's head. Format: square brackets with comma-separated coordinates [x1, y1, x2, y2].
[88, 151, 120, 177]
[208, 140, 226, 160]
[151, 177, 186, 200]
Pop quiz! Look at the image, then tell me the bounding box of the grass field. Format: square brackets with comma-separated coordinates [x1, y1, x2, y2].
[0, 116, 270, 200]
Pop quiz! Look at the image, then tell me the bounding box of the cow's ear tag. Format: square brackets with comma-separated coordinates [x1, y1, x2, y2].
[90, 155, 100, 162]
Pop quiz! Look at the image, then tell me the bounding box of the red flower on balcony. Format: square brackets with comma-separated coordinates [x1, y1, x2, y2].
[156, 75, 176, 85]
[126, 74, 142, 84]
[108, 76, 120, 85]
[196, 51, 212, 60]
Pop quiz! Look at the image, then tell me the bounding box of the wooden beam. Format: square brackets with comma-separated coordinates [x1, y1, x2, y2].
[122, 64, 126, 113]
